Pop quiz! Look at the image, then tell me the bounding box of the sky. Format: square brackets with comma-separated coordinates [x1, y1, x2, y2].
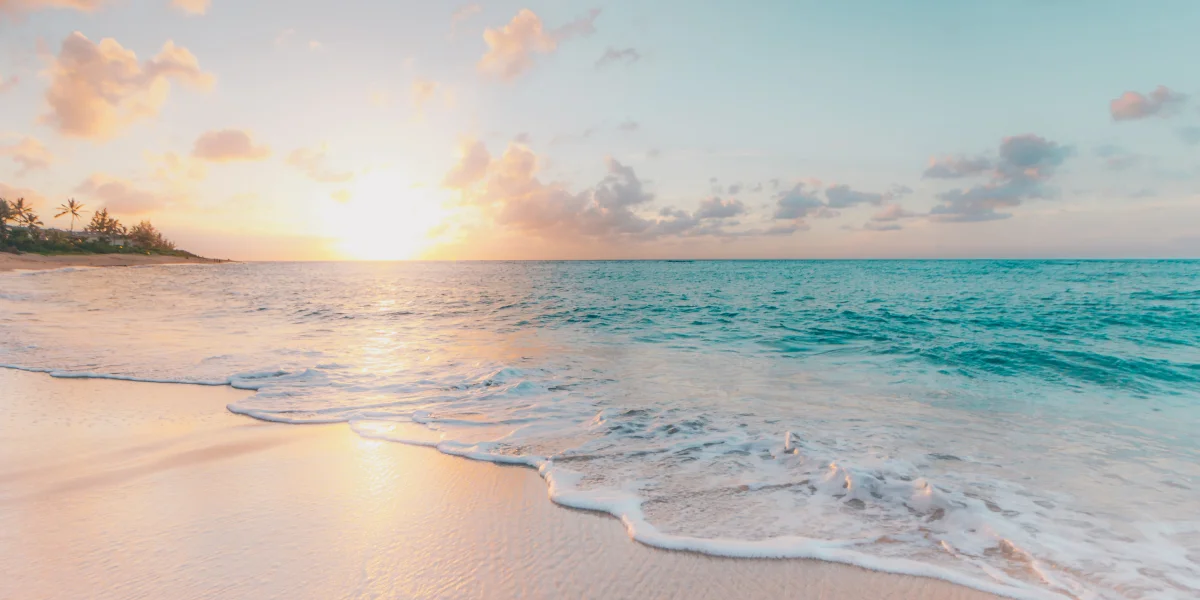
[1, 0, 1198, 260]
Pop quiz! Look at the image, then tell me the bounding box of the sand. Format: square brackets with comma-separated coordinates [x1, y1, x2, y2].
[0, 369, 1000, 600]
[0, 252, 226, 272]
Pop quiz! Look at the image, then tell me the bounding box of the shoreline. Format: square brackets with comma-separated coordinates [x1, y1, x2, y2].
[0, 251, 229, 272]
[0, 367, 1002, 600]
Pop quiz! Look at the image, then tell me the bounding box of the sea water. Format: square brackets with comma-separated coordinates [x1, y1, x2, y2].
[1, 260, 1197, 599]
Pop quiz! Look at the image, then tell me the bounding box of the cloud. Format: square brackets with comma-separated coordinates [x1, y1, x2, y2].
[1178, 127, 1200, 145]
[274, 29, 296, 47]
[41, 33, 213, 140]
[451, 3, 481, 25]
[862, 203, 920, 230]
[617, 120, 639, 132]
[772, 183, 824, 220]
[147, 151, 207, 183]
[0, 136, 54, 174]
[1094, 144, 1140, 171]
[412, 78, 439, 111]
[368, 91, 390, 107]
[76, 173, 173, 215]
[446, 142, 789, 242]
[870, 203, 919, 222]
[464, 146, 659, 238]
[0, 0, 101, 17]
[825, 184, 888, 208]
[287, 145, 355, 183]
[1110, 86, 1187, 121]
[930, 134, 1070, 222]
[550, 127, 596, 146]
[170, 0, 208, 16]
[995, 134, 1071, 179]
[0, 73, 17, 93]
[595, 47, 640, 68]
[443, 139, 492, 189]
[694, 196, 746, 219]
[0, 181, 46, 207]
[923, 155, 991, 179]
[191, 129, 271, 162]
[478, 8, 600, 80]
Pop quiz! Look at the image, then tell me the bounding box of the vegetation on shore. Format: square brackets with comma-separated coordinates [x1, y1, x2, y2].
[0, 197, 200, 258]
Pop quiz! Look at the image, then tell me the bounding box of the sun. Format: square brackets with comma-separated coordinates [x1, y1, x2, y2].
[325, 170, 449, 260]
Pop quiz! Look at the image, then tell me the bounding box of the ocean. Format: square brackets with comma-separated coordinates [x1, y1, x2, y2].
[1, 260, 1197, 599]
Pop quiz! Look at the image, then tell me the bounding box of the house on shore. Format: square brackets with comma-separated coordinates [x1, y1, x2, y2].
[22, 227, 132, 247]
[69, 230, 130, 247]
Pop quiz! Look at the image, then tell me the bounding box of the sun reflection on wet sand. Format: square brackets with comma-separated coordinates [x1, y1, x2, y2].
[0, 369, 998, 600]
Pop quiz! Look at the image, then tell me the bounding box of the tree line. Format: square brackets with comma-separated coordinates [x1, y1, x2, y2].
[1, 197, 182, 255]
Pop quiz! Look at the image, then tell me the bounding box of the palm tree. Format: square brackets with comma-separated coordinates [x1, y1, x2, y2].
[11, 198, 32, 220]
[0, 199, 12, 242]
[55, 198, 87, 233]
[86, 208, 127, 243]
[18, 210, 43, 240]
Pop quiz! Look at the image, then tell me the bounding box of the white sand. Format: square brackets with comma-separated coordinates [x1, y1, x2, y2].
[0, 369, 999, 599]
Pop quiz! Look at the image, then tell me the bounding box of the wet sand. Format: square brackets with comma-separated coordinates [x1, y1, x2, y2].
[0, 252, 225, 272]
[0, 369, 999, 599]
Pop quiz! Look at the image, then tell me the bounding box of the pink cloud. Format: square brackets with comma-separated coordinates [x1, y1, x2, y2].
[871, 204, 919, 222]
[191, 129, 271, 162]
[147, 151, 208, 183]
[923, 155, 991, 179]
[41, 32, 213, 140]
[1110, 86, 1187, 121]
[451, 3, 481, 25]
[0, 136, 54, 174]
[411, 78, 439, 111]
[0, 181, 46, 208]
[287, 145, 354, 183]
[76, 173, 176, 215]
[0, 0, 101, 17]
[478, 8, 599, 80]
[170, 0, 208, 15]
[442, 139, 492, 189]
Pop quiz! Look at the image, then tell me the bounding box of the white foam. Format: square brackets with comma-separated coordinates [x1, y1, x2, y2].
[347, 416, 1067, 600]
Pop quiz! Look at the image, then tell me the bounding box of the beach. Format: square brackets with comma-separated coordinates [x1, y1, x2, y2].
[0, 368, 998, 600]
[0, 252, 225, 272]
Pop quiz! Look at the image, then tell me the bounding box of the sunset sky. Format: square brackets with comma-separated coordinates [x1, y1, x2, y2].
[1, 0, 1198, 260]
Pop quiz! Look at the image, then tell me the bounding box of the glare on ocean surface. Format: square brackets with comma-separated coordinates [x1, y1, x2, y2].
[325, 170, 449, 260]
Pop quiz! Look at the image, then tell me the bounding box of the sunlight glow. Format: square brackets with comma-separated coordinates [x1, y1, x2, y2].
[327, 170, 449, 260]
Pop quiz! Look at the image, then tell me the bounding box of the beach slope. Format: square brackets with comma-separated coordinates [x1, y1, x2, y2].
[0, 252, 224, 272]
[0, 369, 998, 600]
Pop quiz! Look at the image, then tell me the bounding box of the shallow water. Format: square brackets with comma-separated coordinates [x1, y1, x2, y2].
[2, 260, 1197, 599]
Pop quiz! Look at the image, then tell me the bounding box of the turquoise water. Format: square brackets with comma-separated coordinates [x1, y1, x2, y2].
[2, 260, 1197, 598]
